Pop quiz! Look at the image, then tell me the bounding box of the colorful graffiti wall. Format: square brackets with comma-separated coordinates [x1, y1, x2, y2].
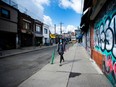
[94, 5, 116, 86]
[87, 29, 91, 55]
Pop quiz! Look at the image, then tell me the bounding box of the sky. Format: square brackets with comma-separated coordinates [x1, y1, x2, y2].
[8, 0, 84, 34]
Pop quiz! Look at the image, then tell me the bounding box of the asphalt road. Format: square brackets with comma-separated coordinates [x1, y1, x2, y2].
[0, 46, 58, 87]
[0, 43, 72, 87]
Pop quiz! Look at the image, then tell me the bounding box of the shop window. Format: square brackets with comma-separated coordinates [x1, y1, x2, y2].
[0, 8, 10, 19]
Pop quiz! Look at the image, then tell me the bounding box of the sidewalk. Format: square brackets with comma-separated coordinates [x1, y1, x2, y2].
[0, 44, 56, 58]
[18, 44, 113, 87]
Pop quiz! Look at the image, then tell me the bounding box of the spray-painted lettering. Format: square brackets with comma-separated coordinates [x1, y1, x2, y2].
[94, 12, 116, 85]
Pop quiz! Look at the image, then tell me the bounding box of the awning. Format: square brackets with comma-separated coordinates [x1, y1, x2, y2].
[90, 0, 107, 20]
[50, 34, 56, 38]
[83, 0, 92, 12]
[80, 7, 92, 29]
[80, 9, 90, 26]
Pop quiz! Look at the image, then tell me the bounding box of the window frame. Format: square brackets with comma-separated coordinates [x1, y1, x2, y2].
[36, 24, 41, 33]
[44, 28, 48, 34]
[23, 21, 31, 30]
[0, 7, 10, 19]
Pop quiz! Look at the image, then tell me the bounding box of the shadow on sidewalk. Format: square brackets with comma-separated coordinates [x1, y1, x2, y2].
[69, 72, 81, 78]
[62, 59, 82, 66]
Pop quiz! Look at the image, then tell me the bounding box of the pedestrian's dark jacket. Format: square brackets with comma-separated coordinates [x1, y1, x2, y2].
[63, 41, 66, 51]
[57, 43, 64, 55]
[77, 34, 83, 39]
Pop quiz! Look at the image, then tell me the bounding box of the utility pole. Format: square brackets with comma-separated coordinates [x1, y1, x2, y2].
[54, 24, 56, 44]
[54, 24, 56, 34]
[60, 22, 63, 34]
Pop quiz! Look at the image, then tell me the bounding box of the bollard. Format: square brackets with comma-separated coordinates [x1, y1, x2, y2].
[51, 49, 55, 64]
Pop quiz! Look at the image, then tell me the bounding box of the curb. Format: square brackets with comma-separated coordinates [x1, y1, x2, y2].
[0, 45, 56, 58]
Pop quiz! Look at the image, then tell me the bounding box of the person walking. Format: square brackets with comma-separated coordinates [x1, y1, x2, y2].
[57, 40, 65, 66]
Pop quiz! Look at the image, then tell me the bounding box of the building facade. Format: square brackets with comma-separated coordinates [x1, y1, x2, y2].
[80, 0, 116, 86]
[43, 24, 50, 45]
[0, 1, 18, 50]
[34, 20, 43, 46]
[0, 1, 45, 50]
[18, 12, 34, 47]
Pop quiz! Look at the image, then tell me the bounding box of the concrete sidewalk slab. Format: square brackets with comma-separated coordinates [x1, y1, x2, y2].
[67, 74, 112, 87]
[18, 70, 69, 87]
[18, 44, 113, 87]
[18, 45, 76, 87]
[72, 46, 99, 74]
[41, 47, 75, 72]
[67, 44, 113, 87]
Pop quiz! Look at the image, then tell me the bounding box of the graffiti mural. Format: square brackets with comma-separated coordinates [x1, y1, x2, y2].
[94, 11, 116, 86]
[87, 30, 91, 55]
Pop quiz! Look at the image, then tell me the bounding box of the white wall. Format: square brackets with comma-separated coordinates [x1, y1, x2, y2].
[43, 24, 50, 44]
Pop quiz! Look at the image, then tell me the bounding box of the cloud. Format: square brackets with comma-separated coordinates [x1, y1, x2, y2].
[32, 0, 50, 5]
[43, 15, 55, 33]
[55, 25, 76, 34]
[59, 0, 84, 14]
[66, 25, 76, 32]
[43, 15, 53, 26]
[59, 0, 71, 8]
[43, 15, 76, 34]
[12, 0, 50, 21]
